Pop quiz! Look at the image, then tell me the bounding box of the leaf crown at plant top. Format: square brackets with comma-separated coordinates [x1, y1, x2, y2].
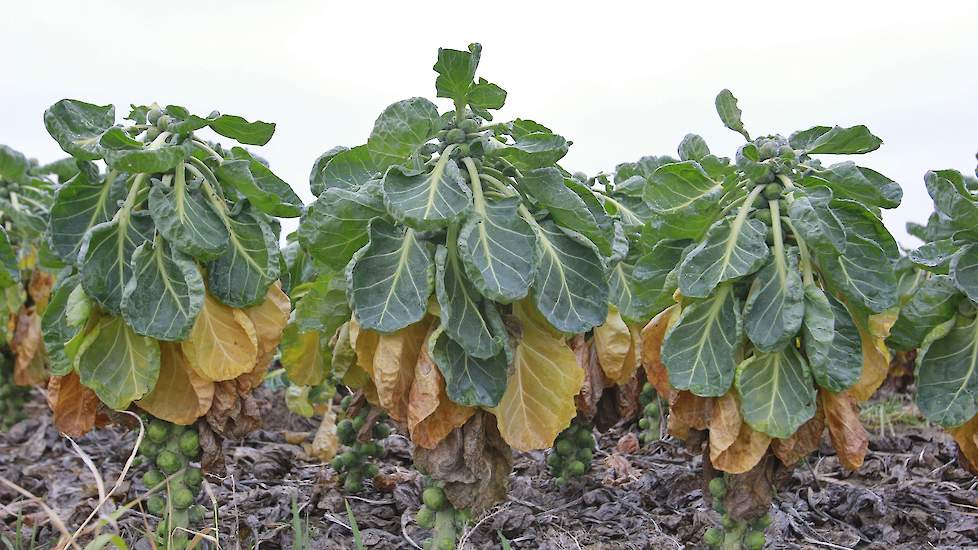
[291, 44, 618, 451]
[897, 154, 978, 468]
[39, 100, 293, 424]
[626, 89, 902, 455]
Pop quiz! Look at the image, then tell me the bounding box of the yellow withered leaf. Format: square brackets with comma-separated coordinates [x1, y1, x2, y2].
[709, 390, 742, 456]
[594, 306, 634, 385]
[948, 415, 978, 474]
[848, 321, 891, 402]
[641, 304, 680, 399]
[492, 300, 584, 452]
[349, 317, 379, 377]
[667, 390, 713, 440]
[182, 293, 258, 382]
[372, 319, 430, 422]
[408, 342, 476, 449]
[281, 326, 325, 386]
[711, 421, 771, 474]
[307, 407, 339, 462]
[821, 389, 868, 470]
[244, 282, 291, 356]
[137, 343, 215, 425]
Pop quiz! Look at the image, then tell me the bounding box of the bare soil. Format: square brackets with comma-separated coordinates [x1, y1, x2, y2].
[2, 388, 976, 550]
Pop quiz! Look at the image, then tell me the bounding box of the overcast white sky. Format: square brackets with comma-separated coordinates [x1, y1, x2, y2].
[3, 1, 976, 246]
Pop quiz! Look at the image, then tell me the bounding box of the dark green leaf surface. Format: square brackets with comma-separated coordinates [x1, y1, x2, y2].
[800, 284, 835, 381]
[208, 114, 275, 146]
[367, 98, 441, 169]
[909, 239, 958, 274]
[77, 315, 160, 410]
[382, 160, 471, 230]
[294, 273, 350, 337]
[44, 99, 115, 160]
[0, 145, 29, 183]
[917, 315, 978, 427]
[48, 167, 126, 263]
[521, 168, 612, 255]
[743, 249, 804, 352]
[789, 125, 882, 155]
[457, 195, 535, 303]
[644, 161, 723, 238]
[811, 296, 863, 392]
[348, 219, 434, 333]
[216, 158, 302, 218]
[313, 145, 379, 193]
[148, 178, 228, 261]
[431, 329, 508, 408]
[205, 210, 280, 308]
[677, 215, 769, 298]
[435, 244, 505, 359]
[801, 163, 901, 209]
[0, 228, 17, 288]
[662, 284, 741, 396]
[678, 134, 711, 162]
[715, 89, 750, 140]
[889, 275, 961, 351]
[79, 212, 155, 314]
[486, 133, 569, 171]
[298, 182, 387, 272]
[951, 245, 978, 302]
[41, 274, 82, 376]
[787, 188, 846, 254]
[736, 345, 816, 438]
[121, 239, 205, 341]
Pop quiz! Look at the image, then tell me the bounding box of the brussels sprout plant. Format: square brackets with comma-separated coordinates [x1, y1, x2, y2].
[634, 90, 902, 548]
[39, 99, 293, 437]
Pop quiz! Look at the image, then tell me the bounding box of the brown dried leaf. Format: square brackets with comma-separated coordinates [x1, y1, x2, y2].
[572, 336, 604, 420]
[602, 453, 639, 486]
[771, 400, 825, 466]
[413, 411, 512, 515]
[720, 453, 784, 522]
[206, 380, 262, 438]
[244, 282, 291, 356]
[615, 432, 639, 454]
[709, 391, 741, 456]
[12, 307, 45, 386]
[349, 318, 379, 376]
[408, 342, 476, 449]
[821, 389, 868, 470]
[136, 343, 215, 425]
[641, 304, 680, 399]
[198, 421, 225, 476]
[28, 270, 54, 311]
[710, 421, 771, 474]
[47, 372, 99, 437]
[615, 372, 641, 422]
[948, 415, 978, 474]
[667, 391, 713, 440]
[594, 307, 634, 385]
[372, 319, 430, 422]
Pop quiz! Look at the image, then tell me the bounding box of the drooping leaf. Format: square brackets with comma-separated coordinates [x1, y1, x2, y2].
[311, 145, 379, 194]
[678, 134, 711, 162]
[43, 99, 115, 160]
[771, 403, 825, 466]
[594, 307, 634, 385]
[662, 284, 741, 396]
[711, 421, 771, 474]
[77, 316, 161, 410]
[41, 274, 82, 376]
[47, 372, 100, 437]
[820, 390, 868, 470]
[348, 219, 434, 333]
[298, 181, 387, 272]
[78, 212, 155, 314]
[457, 195, 535, 303]
[281, 323, 327, 386]
[48, 167, 126, 263]
[205, 210, 280, 308]
[521, 168, 613, 255]
[136, 343, 215, 425]
[182, 293, 258, 382]
[789, 125, 882, 155]
[644, 162, 723, 238]
[148, 175, 228, 261]
[641, 304, 681, 399]
[408, 342, 476, 449]
[888, 275, 961, 351]
[430, 329, 508, 408]
[715, 89, 750, 140]
[216, 156, 303, 218]
[0, 228, 17, 288]
[435, 244, 504, 359]
[530, 220, 608, 334]
[800, 163, 902, 210]
[99, 129, 195, 173]
[244, 282, 291, 358]
[492, 301, 584, 451]
[208, 114, 275, 146]
[709, 391, 742, 459]
[293, 273, 350, 336]
[951, 245, 978, 302]
[743, 249, 804, 352]
[121, 239, 205, 341]
[371, 320, 430, 422]
[787, 188, 846, 254]
[917, 315, 978, 427]
[382, 159, 471, 230]
[908, 239, 958, 274]
[677, 215, 769, 298]
[367, 98, 442, 169]
[817, 228, 897, 314]
[925, 169, 978, 231]
[735, 346, 817, 439]
[812, 295, 863, 392]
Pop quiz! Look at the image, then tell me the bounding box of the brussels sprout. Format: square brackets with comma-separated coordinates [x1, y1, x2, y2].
[459, 119, 479, 134]
[455, 508, 473, 526]
[555, 476, 568, 487]
[759, 142, 779, 160]
[143, 470, 164, 488]
[366, 441, 384, 458]
[340, 395, 353, 410]
[417, 506, 436, 529]
[156, 115, 173, 131]
[147, 420, 169, 443]
[754, 512, 773, 529]
[171, 487, 195, 509]
[344, 476, 363, 493]
[434, 538, 455, 550]
[765, 225, 776, 245]
[576, 430, 594, 448]
[189, 504, 205, 523]
[184, 468, 203, 488]
[754, 209, 773, 225]
[779, 145, 796, 160]
[639, 418, 651, 429]
[340, 451, 358, 466]
[178, 431, 200, 457]
[147, 108, 162, 125]
[373, 423, 391, 439]
[762, 183, 782, 200]
[703, 527, 723, 546]
[364, 463, 379, 478]
[644, 402, 660, 418]
[721, 514, 736, 529]
[576, 448, 593, 463]
[708, 477, 727, 499]
[140, 440, 161, 459]
[546, 453, 563, 470]
[147, 495, 166, 516]
[567, 461, 586, 476]
[446, 128, 466, 144]
[422, 487, 447, 511]
[745, 531, 766, 550]
[156, 450, 182, 475]
[572, 171, 588, 182]
[555, 440, 575, 457]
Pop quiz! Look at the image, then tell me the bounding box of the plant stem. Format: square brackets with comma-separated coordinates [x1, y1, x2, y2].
[192, 139, 224, 161]
[783, 218, 815, 287]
